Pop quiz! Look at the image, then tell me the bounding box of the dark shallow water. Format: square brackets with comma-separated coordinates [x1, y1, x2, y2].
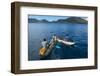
[28, 23, 88, 60]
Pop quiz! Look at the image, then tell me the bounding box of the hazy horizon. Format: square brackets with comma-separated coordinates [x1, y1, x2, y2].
[28, 15, 87, 22]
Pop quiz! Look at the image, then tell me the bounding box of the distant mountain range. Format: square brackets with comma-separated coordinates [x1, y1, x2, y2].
[28, 17, 87, 24]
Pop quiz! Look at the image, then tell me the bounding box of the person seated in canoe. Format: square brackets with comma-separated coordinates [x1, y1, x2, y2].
[39, 38, 48, 56]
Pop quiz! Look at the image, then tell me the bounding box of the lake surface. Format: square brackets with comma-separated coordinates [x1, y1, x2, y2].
[28, 23, 88, 60]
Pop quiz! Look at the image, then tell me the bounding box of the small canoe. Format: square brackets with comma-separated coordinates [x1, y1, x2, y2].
[39, 40, 57, 58]
[39, 36, 75, 58]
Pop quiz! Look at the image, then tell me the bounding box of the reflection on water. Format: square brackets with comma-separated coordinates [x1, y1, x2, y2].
[28, 23, 88, 60]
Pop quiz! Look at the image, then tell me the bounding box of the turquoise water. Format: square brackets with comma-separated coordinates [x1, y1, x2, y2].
[28, 23, 88, 60]
[55, 45, 61, 49]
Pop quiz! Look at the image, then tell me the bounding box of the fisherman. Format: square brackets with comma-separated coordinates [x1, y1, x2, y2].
[41, 38, 48, 48]
[49, 34, 57, 45]
[39, 38, 48, 56]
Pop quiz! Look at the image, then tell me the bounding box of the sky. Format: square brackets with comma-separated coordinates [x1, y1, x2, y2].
[28, 15, 87, 21]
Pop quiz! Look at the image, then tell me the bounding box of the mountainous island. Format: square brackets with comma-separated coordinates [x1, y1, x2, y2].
[28, 17, 87, 24]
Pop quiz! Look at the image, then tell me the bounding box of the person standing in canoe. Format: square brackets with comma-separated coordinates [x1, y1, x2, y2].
[49, 34, 57, 45]
[39, 38, 48, 56]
